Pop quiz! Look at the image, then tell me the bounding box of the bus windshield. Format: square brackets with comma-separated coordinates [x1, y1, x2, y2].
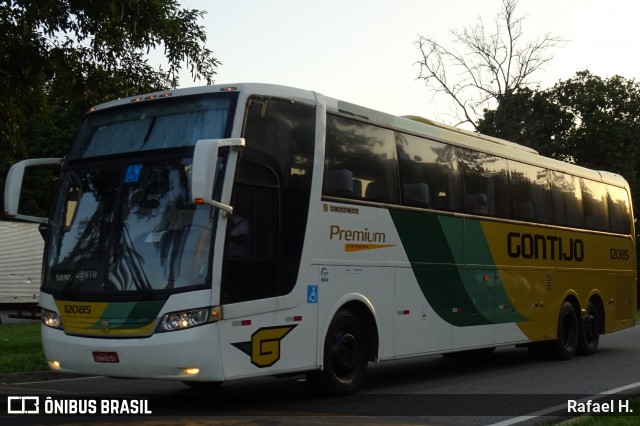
[42, 93, 236, 299]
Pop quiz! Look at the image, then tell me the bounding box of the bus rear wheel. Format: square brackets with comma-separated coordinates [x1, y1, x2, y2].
[550, 301, 579, 360]
[308, 310, 369, 395]
[577, 301, 600, 356]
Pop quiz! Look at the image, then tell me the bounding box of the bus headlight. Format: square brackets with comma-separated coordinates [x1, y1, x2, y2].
[41, 308, 63, 329]
[157, 306, 221, 332]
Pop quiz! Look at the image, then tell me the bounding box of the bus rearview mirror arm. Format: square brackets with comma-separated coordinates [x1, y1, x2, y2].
[191, 138, 245, 214]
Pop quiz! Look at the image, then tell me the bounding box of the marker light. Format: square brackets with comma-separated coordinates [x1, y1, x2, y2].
[129, 92, 171, 103]
[210, 306, 222, 321]
[183, 368, 200, 376]
[48, 360, 61, 370]
[41, 308, 62, 329]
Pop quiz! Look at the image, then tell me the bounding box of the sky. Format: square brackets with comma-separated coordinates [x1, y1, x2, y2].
[171, 0, 640, 126]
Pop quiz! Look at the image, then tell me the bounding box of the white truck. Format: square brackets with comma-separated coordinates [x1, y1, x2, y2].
[0, 220, 43, 320]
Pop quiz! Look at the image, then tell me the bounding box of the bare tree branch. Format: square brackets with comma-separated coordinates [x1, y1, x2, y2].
[415, 0, 565, 130]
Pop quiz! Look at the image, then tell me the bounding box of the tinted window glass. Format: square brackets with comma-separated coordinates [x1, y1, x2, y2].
[509, 161, 553, 224]
[396, 133, 461, 211]
[70, 95, 235, 160]
[607, 185, 631, 234]
[222, 98, 316, 303]
[43, 159, 215, 296]
[324, 115, 399, 204]
[551, 172, 583, 228]
[580, 178, 609, 231]
[460, 149, 510, 218]
[243, 98, 315, 187]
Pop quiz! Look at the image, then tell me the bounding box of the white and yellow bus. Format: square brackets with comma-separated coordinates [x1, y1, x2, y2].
[5, 83, 636, 394]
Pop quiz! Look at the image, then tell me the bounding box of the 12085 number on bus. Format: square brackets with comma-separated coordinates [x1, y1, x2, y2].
[610, 248, 630, 260]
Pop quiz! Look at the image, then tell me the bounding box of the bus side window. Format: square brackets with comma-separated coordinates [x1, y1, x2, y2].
[551, 171, 584, 229]
[581, 178, 609, 232]
[508, 161, 553, 224]
[459, 149, 510, 218]
[395, 132, 461, 211]
[608, 185, 631, 234]
[324, 115, 399, 204]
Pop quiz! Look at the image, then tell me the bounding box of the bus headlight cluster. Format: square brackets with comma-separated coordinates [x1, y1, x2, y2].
[157, 306, 221, 332]
[41, 308, 63, 329]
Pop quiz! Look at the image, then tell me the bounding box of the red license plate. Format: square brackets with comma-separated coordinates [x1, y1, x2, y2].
[93, 351, 120, 363]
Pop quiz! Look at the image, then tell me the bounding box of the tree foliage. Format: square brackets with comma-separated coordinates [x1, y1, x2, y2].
[477, 87, 573, 157]
[1, 0, 220, 215]
[551, 71, 640, 177]
[415, 0, 564, 129]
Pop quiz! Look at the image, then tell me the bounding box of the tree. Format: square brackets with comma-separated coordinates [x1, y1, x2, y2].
[550, 71, 640, 176]
[550, 71, 640, 204]
[477, 87, 573, 158]
[1, 0, 220, 216]
[415, 0, 564, 129]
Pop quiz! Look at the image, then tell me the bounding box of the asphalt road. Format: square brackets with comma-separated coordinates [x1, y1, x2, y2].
[2, 325, 640, 425]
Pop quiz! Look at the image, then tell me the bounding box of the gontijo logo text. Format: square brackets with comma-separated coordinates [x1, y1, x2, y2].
[507, 232, 584, 262]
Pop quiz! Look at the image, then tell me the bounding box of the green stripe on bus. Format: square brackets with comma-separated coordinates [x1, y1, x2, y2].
[390, 210, 525, 326]
[88, 300, 164, 330]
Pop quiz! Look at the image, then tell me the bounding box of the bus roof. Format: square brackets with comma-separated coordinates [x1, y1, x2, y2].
[89, 83, 629, 190]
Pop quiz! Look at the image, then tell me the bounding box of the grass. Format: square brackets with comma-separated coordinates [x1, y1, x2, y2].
[0, 322, 48, 374]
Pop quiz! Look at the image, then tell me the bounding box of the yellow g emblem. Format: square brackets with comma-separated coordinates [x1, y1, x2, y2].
[232, 325, 297, 368]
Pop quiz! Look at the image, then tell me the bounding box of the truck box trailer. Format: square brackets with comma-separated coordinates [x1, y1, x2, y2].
[0, 220, 43, 318]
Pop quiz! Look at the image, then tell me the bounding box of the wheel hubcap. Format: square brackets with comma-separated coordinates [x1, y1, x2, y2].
[332, 331, 359, 378]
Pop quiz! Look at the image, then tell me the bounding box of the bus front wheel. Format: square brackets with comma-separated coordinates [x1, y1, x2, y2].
[308, 310, 369, 395]
[550, 301, 579, 360]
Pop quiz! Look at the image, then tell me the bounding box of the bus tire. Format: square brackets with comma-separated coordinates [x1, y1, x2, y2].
[550, 301, 579, 360]
[577, 300, 600, 356]
[308, 310, 369, 395]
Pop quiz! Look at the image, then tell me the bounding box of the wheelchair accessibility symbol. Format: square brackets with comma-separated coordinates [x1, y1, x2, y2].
[124, 164, 143, 183]
[307, 285, 318, 304]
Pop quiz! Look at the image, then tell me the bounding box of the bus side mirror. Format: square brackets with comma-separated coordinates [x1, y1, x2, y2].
[191, 138, 245, 214]
[4, 158, 62, 223]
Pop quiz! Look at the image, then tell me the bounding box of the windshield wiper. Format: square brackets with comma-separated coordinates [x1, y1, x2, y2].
[117, 223, 154, 298]
[62, 217, 103, 296]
